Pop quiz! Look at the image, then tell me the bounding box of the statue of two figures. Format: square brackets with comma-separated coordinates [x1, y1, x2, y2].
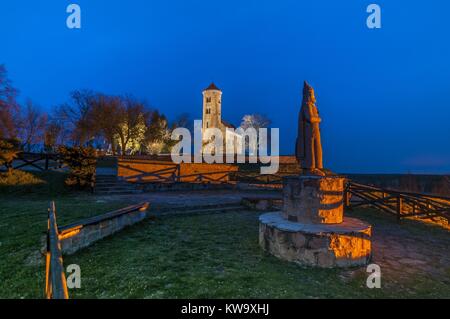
[296, 81, 326, 176]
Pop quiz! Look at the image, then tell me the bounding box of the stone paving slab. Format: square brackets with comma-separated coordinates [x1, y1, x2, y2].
[94, 190, 282, 209]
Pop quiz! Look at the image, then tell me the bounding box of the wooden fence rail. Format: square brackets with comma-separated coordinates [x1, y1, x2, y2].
[345, 181, 450, 223]
[119, 168, 293, 185]
[10, 152, 64, 171]
[45, 201, 69, 299]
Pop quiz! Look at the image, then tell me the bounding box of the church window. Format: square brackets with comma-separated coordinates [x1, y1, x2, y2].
[206, 97, 211, 103]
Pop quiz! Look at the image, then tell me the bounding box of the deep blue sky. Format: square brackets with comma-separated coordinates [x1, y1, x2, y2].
[1, 1, 449, 173]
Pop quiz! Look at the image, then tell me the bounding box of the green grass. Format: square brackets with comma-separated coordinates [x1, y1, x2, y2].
[1, 173, 449, 298]
[0, 197, 130, 299]
[0, 170, 71, 197]
[62, 210, 449, 299]
[0, 171, 129, 299]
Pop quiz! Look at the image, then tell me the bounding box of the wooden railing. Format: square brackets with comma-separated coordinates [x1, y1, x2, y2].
[44, 201, 149, 299]
[345, 181, 450, 223]
[12, 152, 64, 171]
[118, 163, 293, 186]
[45, 201, 69, 299]
[119, 163, 179, 183]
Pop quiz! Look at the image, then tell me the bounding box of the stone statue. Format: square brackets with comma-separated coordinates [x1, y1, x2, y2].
[295, 81, 324, 175]
[259, 82, 372, 268]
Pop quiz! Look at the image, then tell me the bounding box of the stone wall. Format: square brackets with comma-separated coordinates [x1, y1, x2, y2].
[141, 182, 234, 192]
[259, 214, 372, 268]
[179, 163, 238, 182]
[118, 159, 177, 182]
[58, 204, 149, 255]
[118, 159, 238, 183]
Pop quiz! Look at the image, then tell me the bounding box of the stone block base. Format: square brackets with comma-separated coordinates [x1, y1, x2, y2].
[282, 175, 345, 224]
[259, 212, 372, 268]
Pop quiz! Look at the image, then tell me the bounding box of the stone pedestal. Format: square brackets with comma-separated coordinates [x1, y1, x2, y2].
[282, 176, 344, 224]
[259, 175, 372, 268]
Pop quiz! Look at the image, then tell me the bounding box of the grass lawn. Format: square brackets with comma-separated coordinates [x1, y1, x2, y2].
[0, 171, 129, 298]
[1, 170, 449, 299]
[62, 210, 450, 299]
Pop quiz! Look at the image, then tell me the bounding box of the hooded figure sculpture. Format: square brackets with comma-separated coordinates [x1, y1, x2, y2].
[295, 81, 324, 175]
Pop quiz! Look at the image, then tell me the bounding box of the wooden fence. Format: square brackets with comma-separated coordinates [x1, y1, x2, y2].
[118, 160, 240, 184]
[10, 152, 64, 171]
[45, 201, 69, 299]
[44, 201, 149, 299]
[345, 181, 450, 223]
[118, 162, 291, 186]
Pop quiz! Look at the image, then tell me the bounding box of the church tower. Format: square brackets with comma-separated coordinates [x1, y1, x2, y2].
[202, 82, 222, 132]
[201, 82, 239, 154]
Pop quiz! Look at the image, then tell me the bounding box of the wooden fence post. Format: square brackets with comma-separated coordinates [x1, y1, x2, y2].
[45, 201, 69, 299]
[344, 188, 350, 209]
[396, 196, 403, 223]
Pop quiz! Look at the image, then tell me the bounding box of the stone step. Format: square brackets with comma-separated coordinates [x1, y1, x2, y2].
[95, 182, 120, 186]
[94, 185, 138, 190]
[95, 176, 119, 182]
[94, 189, 142, 195]
[95, 183, 135, 187]
[94, 189, 139, 194]
[158, 205, 246, 217]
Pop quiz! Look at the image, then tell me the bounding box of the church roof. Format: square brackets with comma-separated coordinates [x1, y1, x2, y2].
[204, 82, 221, 91]
[221, 120, 236, 129]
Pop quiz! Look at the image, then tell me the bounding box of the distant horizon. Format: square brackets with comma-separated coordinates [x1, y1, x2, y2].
[2, 1, 449, 174]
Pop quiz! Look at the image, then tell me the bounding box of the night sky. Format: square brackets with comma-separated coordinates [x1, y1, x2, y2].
[1, 0, 449, 174]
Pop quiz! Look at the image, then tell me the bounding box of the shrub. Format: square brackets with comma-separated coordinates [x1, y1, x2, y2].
[58, 146, 97, 189]
[0, 171, 69, 196]
[0, 138, 21, 173]
[0, 169, 44, 186]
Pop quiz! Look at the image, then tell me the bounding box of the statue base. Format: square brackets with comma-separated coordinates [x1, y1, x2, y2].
[259, 212, 372, 268]
[259, 175, 372, 268]
[282, 175, 345, 224]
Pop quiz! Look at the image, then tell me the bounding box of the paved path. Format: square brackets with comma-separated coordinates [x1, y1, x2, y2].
[370, 223, 450, 284]
[94, 189, 281, 209]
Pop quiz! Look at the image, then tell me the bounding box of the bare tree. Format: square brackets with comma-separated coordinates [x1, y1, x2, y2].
[16, 100, 47, 152]
[44, 118, 66, 153]
[90, 95, 123, 155]
[56, 90, 97, 145]
[171, 112, 193, 132]
[0, 65, 19, 139]
[240, 114, 271, 131]
[240, 114, 272, 153]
